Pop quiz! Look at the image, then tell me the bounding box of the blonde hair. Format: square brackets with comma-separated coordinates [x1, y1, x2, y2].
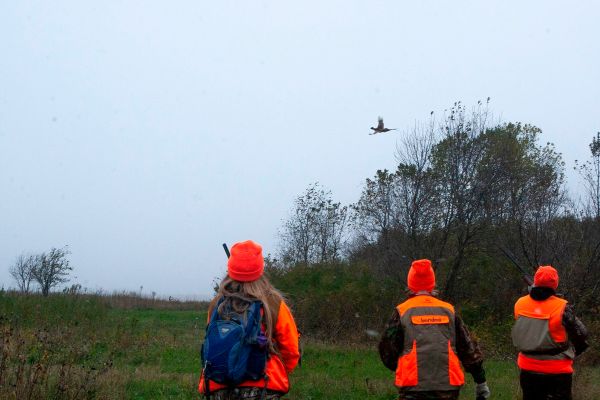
[208, 275, 285, 353]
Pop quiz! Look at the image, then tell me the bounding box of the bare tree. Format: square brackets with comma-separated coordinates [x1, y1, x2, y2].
[487, 123, 567, 269]
[32, 246, 72, 296]
[279, 183, 348, 265]
[576, 132, 600, 219]
[394, 118, 438, 257]
[351, 169, 405, 279]
[9, 253, 36, 293]
[315, 198, 349, 263]
[429, 101, 493, 297]
[563, 132, 600, 306]
[352, 170, 399, 244]
[279, 184, 320, 265]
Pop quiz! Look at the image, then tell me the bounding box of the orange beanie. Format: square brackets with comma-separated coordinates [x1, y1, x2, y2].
[408, 259, 435, 292]
[227, 240, 264, 282]
[534, 265, 559, 290]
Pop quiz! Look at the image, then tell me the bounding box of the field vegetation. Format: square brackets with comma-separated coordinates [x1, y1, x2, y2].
[0, 291, 204, 399]
[0, 290, 598, 399]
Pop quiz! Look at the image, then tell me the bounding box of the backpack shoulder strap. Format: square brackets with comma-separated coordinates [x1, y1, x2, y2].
[247, 300, 264, 332]
[247, 300, 263, 327]
[208, 297, 226, 323]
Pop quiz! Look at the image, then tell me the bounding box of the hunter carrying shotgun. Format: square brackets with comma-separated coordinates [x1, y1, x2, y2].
[499, 247, 590, 398]
[199, 240, 300, 400]
[502, 248, 590, 400]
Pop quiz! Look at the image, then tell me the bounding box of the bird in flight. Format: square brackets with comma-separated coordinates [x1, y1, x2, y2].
[369, 117, 396, 135]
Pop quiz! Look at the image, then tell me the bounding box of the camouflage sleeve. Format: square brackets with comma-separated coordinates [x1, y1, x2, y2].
[562, 304, 589, 356]
[378, 309, 404, 371]
[455, 315, 486, 384]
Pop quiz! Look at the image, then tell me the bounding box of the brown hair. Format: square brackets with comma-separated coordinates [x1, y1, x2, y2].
[208, 275, 285, 353]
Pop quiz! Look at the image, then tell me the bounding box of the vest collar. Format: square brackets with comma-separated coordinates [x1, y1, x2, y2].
[408, 290, 438, 297]
[530, 286, 556, 301]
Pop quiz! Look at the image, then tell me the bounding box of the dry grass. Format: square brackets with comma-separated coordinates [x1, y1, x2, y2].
[97, 291, 208, 311]
[0, 325, 113, 399]
[1, 290, 598, 399]
[0, 291, 205, 399]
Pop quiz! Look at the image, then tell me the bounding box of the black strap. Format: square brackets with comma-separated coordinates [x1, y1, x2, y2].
[260, 374, 270, 400]
[203, 363, 210, 398]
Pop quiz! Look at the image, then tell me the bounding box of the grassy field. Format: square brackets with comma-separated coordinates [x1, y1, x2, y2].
[0, 293, 598, 399]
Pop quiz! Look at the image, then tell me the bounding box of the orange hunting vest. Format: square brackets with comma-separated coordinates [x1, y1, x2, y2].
[395, 295, 465, 391]
[512, 295, 575, 374]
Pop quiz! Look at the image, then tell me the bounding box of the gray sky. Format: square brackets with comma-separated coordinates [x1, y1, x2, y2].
[1, 1, 599, 298]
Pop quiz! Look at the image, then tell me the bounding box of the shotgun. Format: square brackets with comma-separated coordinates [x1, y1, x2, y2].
[498, 245, 534, 287]
[222, 243, 230, 259]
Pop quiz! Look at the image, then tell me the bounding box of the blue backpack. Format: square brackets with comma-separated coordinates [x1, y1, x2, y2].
[201, 298, 268, 388]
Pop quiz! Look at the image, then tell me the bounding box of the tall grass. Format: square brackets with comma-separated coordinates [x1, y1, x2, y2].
[97, 291, 208, 311]
[0, 291, 205, 399]
[0, 292, 114, 399]
[1, 290, 598, 399]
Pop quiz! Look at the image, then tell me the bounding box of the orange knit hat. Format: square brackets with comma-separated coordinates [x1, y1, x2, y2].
[227, 240, 264, 282]
[534, 265, 559, 290]
[408, 259, 435, 292]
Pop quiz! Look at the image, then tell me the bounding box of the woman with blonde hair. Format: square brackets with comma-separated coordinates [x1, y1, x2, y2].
[199, 240, 300, 400]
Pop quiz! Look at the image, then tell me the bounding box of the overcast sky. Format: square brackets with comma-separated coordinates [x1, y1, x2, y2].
[1, 1, 598, 298]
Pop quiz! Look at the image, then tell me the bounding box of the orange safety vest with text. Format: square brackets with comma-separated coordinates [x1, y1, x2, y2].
[395, 295, 465, 391]
[512, 295, 575, 374]
[198, 300, 300, 394]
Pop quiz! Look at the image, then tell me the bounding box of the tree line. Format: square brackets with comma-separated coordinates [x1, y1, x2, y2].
[276, 101, 600, 316]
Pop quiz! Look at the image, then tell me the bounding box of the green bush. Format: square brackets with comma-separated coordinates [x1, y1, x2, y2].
[268, 262, 401, 341]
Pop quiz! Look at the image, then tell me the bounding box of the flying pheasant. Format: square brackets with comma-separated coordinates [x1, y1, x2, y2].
[369, 117, 396, 135]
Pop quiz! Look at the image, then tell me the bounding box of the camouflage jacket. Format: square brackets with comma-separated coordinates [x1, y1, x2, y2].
[562, 304, 589, 356]
[205, 387, 282, 400]
[397, 391, 459, 400]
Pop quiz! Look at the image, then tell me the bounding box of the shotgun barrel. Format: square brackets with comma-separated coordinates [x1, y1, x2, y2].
[222, 243, 230, 259]
[498, 245, 534, 286]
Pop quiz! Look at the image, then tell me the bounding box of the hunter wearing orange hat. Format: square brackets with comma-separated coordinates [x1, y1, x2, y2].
[199, 240, 300, 400]
[512, 265, 589, 400]
[378, 259, 490, 400]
